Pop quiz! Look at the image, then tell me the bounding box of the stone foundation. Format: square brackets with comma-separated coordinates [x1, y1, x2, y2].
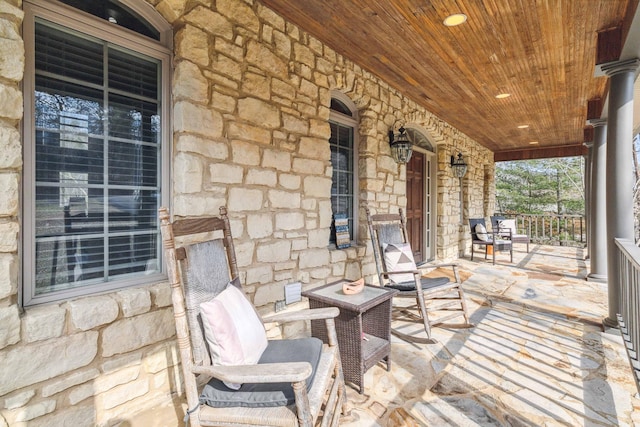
[0, 0, 494, 424]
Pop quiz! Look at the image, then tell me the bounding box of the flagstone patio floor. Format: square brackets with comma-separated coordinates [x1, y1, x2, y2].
[132, 244, 640, 426]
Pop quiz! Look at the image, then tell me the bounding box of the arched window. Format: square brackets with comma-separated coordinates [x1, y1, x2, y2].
[404, 127, 434, 152]
[329, 92, 358, 246]
[23, 0, 171, 305]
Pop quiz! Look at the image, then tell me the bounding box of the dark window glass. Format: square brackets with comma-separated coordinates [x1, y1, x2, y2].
[330, 98, 353, 117]
[57, 0, 160, 40]
[33, 19, 162, 296]
[329, 120, 355, 243]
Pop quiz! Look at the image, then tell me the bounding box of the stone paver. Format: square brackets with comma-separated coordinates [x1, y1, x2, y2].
[340, 244, 640, 426]
[135, 244, 640, 426]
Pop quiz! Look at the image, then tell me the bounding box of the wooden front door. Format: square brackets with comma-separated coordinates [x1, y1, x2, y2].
[406, 151, 424, 262]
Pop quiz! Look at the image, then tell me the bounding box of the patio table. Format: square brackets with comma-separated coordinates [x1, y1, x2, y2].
[302, 280, 398, 393]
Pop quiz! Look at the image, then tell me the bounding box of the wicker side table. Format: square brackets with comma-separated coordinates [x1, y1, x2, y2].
[302, 280, 398, 394]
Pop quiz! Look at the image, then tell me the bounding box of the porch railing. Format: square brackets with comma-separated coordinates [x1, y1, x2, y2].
[495, 213, 585, 247]
[615, 237, 640, 392]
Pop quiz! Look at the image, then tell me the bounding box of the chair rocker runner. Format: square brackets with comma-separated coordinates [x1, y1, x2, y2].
[366, 208, 472, 344]
[159, 207, 347, 427]
[469, 218, 513, 265]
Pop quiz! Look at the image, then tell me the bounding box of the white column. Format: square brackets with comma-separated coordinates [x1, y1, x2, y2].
[583, 141, 592, 261]
[585, 119, 607, 282]
[601, 58, 640, 327]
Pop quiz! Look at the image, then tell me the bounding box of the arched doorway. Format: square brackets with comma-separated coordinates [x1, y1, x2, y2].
[404, 127, 437, 262]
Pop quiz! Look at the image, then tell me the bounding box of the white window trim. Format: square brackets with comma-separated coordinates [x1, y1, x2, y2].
[329, 90, 359, 245]
[22, 0, 172, 306]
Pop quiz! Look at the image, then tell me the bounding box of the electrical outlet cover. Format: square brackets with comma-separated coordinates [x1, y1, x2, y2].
[284, 282, 302, 304]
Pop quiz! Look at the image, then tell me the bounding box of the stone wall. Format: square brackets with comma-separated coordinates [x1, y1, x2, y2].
[0, 0, 494, 425]
[165, 0, 494, 293]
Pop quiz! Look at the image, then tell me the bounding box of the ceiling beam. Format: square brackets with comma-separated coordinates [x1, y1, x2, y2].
[494, 145, 587, 162]
[584, 126, 595, 143]
[596, 26, 623, 68]
[587, 98, 604, 120]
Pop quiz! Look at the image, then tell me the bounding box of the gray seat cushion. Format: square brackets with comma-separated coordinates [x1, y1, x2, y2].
[386, 276, 450, 292]
[199, 337, 323, 408]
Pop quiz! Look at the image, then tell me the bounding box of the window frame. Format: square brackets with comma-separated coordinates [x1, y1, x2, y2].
[22, 0, 172, 306]
[328, 91, 359, 246]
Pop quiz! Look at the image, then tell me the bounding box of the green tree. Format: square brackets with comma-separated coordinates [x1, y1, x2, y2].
[496, 157, 584, 215]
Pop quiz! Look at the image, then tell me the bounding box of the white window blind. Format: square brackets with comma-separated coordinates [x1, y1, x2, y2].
[30, 17, 163, 299]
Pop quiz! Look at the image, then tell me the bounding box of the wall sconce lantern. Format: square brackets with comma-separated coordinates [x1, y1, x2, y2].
[388, 126, 413, 164]
[450, 152, 468, 178]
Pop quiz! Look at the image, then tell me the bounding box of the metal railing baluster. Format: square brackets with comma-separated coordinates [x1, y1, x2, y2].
[615, 238, 640, 394]
[498, 213, 585, 247]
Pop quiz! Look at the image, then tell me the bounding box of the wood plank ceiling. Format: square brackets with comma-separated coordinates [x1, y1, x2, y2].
[259, 0, 637, 160]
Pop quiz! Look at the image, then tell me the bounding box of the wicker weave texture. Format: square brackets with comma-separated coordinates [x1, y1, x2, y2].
[305, 281, 396, 393]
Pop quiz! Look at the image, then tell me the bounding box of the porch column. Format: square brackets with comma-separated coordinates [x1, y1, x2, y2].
[585, 119, 607, 282]
[601, 59, 639, 326]
[583, 141, 592, 261]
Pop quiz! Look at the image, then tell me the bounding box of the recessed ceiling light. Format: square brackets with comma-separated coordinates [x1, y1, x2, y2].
[529, 141, 539, 145]
[517, 125, 529, 129]
[495, 93, 511, 99]
[443, 14, 467, 27]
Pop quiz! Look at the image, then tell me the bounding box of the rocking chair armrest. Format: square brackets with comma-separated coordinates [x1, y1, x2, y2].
[192, 361, 312, 383]
[262, 307, 339, 324]
[415, 262, 459, 270]
[381, 269, 420, 277]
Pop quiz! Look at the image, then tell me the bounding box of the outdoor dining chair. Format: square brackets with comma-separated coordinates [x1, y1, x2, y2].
[469, 217, 513, 265]
[490, 215, 530, 252]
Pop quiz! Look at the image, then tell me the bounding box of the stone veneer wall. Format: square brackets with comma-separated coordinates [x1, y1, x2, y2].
[0, 0, 494, 425]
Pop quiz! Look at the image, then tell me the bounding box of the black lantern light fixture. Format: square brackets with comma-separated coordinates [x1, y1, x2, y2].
[450, 152, 468, 178]
[388, 126, 413, 164]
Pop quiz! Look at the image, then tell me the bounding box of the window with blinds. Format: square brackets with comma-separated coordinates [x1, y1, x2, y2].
[329, 96, 358, 245]
[24, 1, 169, 304]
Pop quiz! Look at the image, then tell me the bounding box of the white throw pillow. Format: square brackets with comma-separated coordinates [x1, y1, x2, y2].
[475, 223, 489, 241]
[200, 283, 268, 390]
[498, 219, 517, 237]
[383, 242, 417, 284]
